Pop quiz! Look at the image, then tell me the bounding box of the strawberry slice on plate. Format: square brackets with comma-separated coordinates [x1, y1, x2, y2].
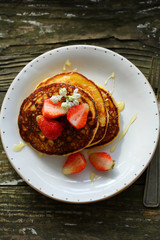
[62, 152, 87, 175]
[37, 115, 63, 140]
[42, 99, 67, 119]
[67, 103, 89, 129]
[89, 152, 115, 171]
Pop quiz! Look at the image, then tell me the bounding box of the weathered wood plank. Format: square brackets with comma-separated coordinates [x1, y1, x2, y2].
[0, 0, 159, 47]
[0, 185, 159, 240]
[1, 0, 159, 91]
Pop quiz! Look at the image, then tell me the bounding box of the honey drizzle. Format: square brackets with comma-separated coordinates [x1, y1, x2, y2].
[117, 101, 125, 112]
[110, 113, 137, 153]
[13, 141, 26, 152]
[104, 72, 115, 95]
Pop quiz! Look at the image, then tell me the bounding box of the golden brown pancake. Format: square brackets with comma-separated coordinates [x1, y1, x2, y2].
[36, 72, 108, 145]
[18, 83, 98, 155]
[91, 87, 120, 147]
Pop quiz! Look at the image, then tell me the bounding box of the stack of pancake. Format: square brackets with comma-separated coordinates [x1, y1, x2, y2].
[18, 72, 120, 155]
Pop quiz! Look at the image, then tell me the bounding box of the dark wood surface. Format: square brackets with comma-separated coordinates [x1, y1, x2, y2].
[0, 1, 160, 239]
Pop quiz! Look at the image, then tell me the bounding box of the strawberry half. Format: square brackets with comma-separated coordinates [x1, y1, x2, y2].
[37, 116, 63, 140]
[67, 103, 89, 129]
[89, 152, 115, 171]
[42, 99, 67, 119]
[62, 152, 87, 175]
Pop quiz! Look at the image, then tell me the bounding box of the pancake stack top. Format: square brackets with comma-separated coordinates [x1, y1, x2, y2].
[18, 72, 120, 155]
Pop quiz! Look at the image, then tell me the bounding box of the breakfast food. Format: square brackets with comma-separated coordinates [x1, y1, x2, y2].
[36, 72, 108, 146]
[89, 152, 115, 171]
[35, 72, 120, 147]
[18, 83, 98, 155]
[62, 152, 87, 175]
[92, 87, 120, 147]
[18, 71, 120, 159]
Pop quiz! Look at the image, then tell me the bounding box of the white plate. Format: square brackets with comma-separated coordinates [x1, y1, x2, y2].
[0, 45, 159, 203]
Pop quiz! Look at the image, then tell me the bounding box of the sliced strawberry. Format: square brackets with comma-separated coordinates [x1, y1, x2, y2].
[37, 116, 63, 140]
[62, 152, 87, 175]
[89, 152, 115, 171]
[42, 99, 67, 119]
[67, 103, 89, 129]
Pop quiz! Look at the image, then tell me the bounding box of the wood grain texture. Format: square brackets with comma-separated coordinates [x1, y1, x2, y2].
[0, 0, 160, 239]
[1, 185, 160, 240]
[0, 0, 159, 91]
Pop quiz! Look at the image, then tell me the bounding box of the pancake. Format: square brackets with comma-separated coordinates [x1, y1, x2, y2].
[36, 72, 108, 145]
[91, 87, 120, 147]
[18, 83, 98, 155]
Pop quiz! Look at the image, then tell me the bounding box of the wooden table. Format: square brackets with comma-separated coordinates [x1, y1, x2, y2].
[0, 1, 160, 239]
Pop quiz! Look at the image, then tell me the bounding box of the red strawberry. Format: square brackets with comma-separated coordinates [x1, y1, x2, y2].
[67, 103, 89, 129]
[37, 116, 63, 140]
[89, 152, 115, 171]
[62, 152, 87, 175]
[42, 99, 67, 119]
